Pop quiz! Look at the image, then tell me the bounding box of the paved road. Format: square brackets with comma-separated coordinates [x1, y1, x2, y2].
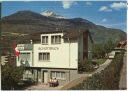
[25, 83, 60, 90]
[119, 52, 127, 90]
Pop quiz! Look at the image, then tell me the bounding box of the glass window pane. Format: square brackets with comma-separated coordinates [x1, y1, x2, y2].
[42, 36, 45, 43]
[39, 53, 42, 60]
[39, 53, 50, 61]
[20, 53, 28, 61]
[51, 36, 54, 44]
[59, 35, 61, 43]
[43, 53, 45, 60]
[26, 53, 30, 61]
[61, 72, 65, 78]
[42, 36, 48, 44]
[56, 36, 59, 43]
[55, 36, 58, 43]
[46, 36, 48, 43]
[47, 53, 50, 60]
[51, 35, 61, 44]
[56, 72, 61, 78]
[19, 53, 31, 65]
[51, 72, 56, 78]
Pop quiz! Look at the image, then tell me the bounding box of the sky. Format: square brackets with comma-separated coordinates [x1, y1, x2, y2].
[1, 1, 127, 32]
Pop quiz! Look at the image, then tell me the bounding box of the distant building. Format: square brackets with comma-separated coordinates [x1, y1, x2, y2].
[16, 30, 93, 85]
[116, 40, 127, 49]
[1, 53, 16, 66]
[1, 56, 8, 65]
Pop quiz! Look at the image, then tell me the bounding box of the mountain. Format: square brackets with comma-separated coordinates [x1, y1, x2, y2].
[41, 10, 65, 19]
[1, 10, 96, 34]
[1, 10, 126, 45]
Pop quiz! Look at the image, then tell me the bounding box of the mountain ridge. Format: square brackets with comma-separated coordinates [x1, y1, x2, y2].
[1, 10, 126, 44]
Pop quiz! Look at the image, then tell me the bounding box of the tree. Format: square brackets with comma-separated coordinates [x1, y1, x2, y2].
[104, 38, 117, 58]
[1, 61, 25, 90]
[92, 44, 105, 58]
[92, 38, 117, 59]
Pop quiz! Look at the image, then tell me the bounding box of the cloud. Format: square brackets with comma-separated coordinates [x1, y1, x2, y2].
[62, 1, 76, 9]
[99, 6, 112, 12]
[23, 0, 31, 2]
[99, 2, 126, 12]
[102, 18, 107, 22]
[86, 2, 92, 6]
[110, 2, 127, 10]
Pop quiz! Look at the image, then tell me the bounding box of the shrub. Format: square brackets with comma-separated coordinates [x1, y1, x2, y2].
[1, 63, 25, 90]
[83, 60, 95, 72]
[83, 52, 124, 90]
[94, 59, 106, 66]
[71, 52, 124, 90]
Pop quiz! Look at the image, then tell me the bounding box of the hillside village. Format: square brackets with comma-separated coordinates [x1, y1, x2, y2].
[1, 6, 127, 90]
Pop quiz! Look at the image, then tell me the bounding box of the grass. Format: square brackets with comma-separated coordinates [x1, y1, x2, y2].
[95, 59, 106, 66]
[81, 58, 106, 73]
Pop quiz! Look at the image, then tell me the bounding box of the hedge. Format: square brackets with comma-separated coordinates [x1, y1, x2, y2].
[71, 51, 124, 90]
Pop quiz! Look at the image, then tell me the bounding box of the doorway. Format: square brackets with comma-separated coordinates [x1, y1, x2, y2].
[43, 71, 48, 83]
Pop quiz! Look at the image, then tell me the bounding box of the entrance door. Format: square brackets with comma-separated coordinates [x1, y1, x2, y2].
[43, 71, 48, 83]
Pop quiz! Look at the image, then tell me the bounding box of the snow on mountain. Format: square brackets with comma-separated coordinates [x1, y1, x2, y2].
[41, 10, 65, 19]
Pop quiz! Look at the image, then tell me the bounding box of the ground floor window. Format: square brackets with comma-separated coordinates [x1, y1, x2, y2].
[51, 71, 65, 79]
[19, 52, 31, 66]
[19, 52, 30, 61]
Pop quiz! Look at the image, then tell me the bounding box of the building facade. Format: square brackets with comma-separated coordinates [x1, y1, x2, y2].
[16, 30, 91, 85]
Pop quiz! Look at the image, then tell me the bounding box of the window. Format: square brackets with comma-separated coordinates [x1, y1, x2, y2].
[51, 72, 56, 78]
[19, 52, 31, 66]
[56, 72, 61, 78]
[42, 36, 48, 44]
[39, 52, 50, 61]
[39, 53, 43, 60]
[61, 72, 65, 78]
[19, 53, 30, 61]
[51, 35, 61, 44]
[51, 71, 65, 79]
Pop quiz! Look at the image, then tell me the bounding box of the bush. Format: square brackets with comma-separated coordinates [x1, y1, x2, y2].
[1, 63, 25, 90]
[83, 60, 95, 72]
[83, 52, 124, 90]
[92, 44, 105, 58]
[95, 59, 106, 66]
[71, 52, 124, 90]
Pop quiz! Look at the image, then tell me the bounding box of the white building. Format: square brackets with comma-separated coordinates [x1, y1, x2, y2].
[16, 30, 93, 85]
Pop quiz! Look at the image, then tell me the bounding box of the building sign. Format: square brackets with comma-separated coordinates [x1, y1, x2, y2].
[17, 44, 24, 50]
[38, 47, 59, 50]
[17, 44, 33, 51]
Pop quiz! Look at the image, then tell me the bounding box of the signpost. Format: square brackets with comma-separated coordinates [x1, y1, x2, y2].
[17, 44, 33, 51]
